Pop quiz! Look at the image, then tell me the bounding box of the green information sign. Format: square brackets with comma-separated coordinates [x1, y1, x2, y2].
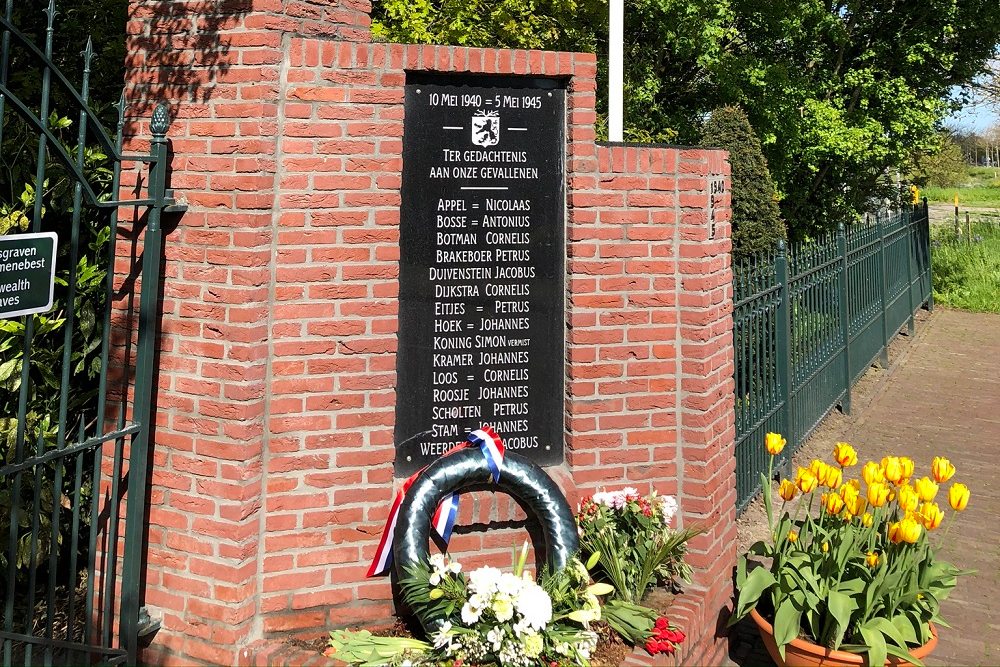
[0, 231, 58, 319]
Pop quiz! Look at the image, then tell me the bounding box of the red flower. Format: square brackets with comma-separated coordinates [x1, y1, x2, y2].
[654, 617, 669, 630]
[659, 641, 675, 654]
[645, 638, 660, 655]
[663, 628, 686, 644]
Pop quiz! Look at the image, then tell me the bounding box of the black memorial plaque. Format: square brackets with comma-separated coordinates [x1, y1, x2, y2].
[395, 77, 566, 475]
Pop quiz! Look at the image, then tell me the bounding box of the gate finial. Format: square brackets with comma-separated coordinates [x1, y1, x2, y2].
[150, 102, 170, 138]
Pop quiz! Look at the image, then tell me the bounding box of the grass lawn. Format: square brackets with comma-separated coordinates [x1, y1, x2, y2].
[932, 220, 1000, 313]
[923, 165, 1000, 207]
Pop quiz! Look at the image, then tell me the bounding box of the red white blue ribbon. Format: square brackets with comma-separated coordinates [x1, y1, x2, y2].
[366, 426, 505, 578]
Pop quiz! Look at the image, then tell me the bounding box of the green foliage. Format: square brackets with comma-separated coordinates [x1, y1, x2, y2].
[701, 106, 786, 257]
[372, 0, 1000, 236]
[371, 0, 604, 52]
[0, 110, 114, 578]
[577, 490, 700, 605]
[911, 134, 969, 188]
[931, 220, 1000, 313]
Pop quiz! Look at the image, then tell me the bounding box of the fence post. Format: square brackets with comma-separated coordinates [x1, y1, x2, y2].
[923, 198, 934, 311]
[905, 205, 916, 335]
[877, 211, 889, 368]
[121, 102, 170, 666]
[837, 222, 852, 415]
[775, 240, 793, 475]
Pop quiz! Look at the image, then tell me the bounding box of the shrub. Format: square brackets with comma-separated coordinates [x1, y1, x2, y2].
[701, 106, 786, 258]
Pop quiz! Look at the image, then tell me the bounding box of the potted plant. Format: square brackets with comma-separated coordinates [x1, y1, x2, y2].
[730, 433, 971, 667]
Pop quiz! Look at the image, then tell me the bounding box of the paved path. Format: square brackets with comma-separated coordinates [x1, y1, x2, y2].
[728, 308, 1000, 666]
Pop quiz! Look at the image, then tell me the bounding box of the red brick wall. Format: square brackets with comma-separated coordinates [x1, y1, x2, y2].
[124, 3, 735, 665]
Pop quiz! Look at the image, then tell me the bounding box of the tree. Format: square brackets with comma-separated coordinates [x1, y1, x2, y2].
[700, 106, 785, 257]
[910, 133, 968, 188]
[372, 0, 1000, 237]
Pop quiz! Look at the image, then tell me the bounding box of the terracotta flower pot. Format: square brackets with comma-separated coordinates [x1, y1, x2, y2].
[748, 607, 938, 667]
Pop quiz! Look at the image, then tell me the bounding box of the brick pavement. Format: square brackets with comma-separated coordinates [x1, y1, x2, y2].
[727, 308, 1000, 666]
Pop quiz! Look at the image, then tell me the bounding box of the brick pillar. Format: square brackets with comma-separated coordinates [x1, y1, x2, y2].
[122, 1, 370, 664]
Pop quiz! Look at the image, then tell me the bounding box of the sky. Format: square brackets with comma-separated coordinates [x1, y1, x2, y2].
[949, 100, 999, 133]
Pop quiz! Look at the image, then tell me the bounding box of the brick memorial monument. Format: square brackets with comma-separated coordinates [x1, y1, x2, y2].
[120, 0, 737, 664]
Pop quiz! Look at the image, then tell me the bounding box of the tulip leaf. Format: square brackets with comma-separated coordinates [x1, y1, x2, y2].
[892, 613, 919, 645]
[732, 567, 776, 623]
[860, 625, 887, 667]
[870, 617, 910, 651]
[773, 598, 802, 660]
[885, 644, 924, 667]
[824, 589, 855, 649]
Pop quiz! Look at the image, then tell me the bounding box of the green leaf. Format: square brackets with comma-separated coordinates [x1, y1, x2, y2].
[731, 567, 776, 624]
[773, 597, 802, 658]
[824, 589, 855, 649]
[860, 624, 888, 667]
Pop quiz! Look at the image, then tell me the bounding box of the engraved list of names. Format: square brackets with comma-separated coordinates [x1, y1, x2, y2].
[395, 79, 565, 475]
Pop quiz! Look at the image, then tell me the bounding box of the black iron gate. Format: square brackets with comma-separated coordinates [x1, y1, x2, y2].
[0, 1, 171, 664]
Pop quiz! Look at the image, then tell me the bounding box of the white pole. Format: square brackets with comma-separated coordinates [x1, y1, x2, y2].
[609, 0, 624, 142]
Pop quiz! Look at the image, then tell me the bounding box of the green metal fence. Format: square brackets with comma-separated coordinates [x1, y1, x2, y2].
[0, 2, 174, 664]
[734, 202, 932, 512]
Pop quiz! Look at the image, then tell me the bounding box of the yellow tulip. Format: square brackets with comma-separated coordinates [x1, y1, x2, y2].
[866, 551, 880, 568]
[862, 461, 884, 486]
[823, 466, 843, 489]
[932, 456, 956, 483]
[833, 442, 858, 467]
[920, 502, 944, 530]
[845, 494, 867, 517]
[821, 541, 829, 553]
[839, 482, 859, 503]
[914, 476, 938, 502]
[867, 482, 891, 508]
[796, 469, 819, 494]
[888, 521, 901, 543]
[847, 478, 861, 491]
[823, 492, 845, 515]
[882, 456, 904, 484]
[861, 512, 874, 527]
[778, 479, 798, 502]
[949, 483, 970, 511]
[765, 432, 787, 456]
[899, 517, 922, 544]
[787, 529, 798, 543]
[899, 457, 915, 481]
[897, 484, 919, 512]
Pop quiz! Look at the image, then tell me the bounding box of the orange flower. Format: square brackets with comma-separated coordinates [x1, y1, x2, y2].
[867, 482, 891, 508]
[765, 432, 787, 456]
[796, 468, 819, 494]
[920, 502, 944, 530]
[949, 483, 970, 511]
[823, 465, 843, 489]
[862, 461, 884, 486]
[778, 479, 798, 502]
[882, 456, 904, 484]
[914, 476, 938, 502]
[932, 457, 956, 483]
[897, 484, 919, 512]
[823, 492, 845, 515]
[899, 457, 915, 481]
[833, 442, 858, 467]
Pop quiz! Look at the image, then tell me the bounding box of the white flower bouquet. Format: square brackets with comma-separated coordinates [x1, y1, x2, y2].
[327, 545, 610, 666]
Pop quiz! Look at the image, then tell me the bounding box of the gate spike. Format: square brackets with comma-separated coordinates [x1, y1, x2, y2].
[44, 0, 58, 30]
[82, 36, 94, 70]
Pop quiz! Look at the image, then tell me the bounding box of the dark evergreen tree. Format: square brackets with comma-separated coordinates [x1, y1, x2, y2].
[701, 106, 786, 258]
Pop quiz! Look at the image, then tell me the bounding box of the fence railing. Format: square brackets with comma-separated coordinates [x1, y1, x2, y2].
[734, 202, 932, 512]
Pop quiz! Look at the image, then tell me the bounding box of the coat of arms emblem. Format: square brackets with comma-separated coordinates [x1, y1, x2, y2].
[471, 110, 500, 147]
